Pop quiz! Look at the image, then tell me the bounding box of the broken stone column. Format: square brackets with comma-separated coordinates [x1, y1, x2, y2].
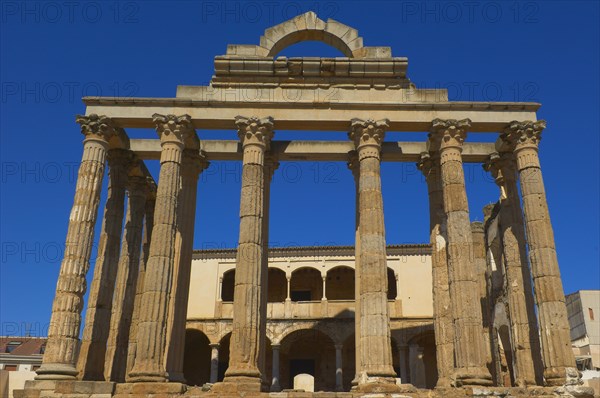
[484, 152, 542, 386]
[77, 148, 131, 381]
[417, 152, 454, 387]
[220, 116, 274, 392]
[104, 171, 149, 382]
[498, 121, 577, 386]
[127, 114, 195, 383]
[165, 149, 207, 383]
[349, 118, 398, 392]
[428, 118, 492, 386]
[126, 182, 156, 375]
[36, 115, 121, 380]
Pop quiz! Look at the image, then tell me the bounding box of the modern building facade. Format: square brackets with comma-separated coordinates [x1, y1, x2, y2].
[0, 337, 46, 398]
[566, 291, 600, 372]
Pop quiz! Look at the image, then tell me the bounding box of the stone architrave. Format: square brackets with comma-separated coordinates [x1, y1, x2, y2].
[484, 152, 541, 386]
[417, 152, 454, 387]
[104, 173, 149, 382]
[165, 149, 208, 382]
[127, 114, 195, 383]
[36, 115, 120, 380]
[428, 118, 492, 386]
[349, 118, 398, 391]
[77, 148, 131, 381]
[221, 116, 274, 391]
[499, 121, 578, 386]
[126, 182, 156, 375]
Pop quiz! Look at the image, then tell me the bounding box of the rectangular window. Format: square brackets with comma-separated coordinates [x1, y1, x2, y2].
[5, 342, 22, 353]
[3, 364, 17, 371]
[589, 308, 595, 321]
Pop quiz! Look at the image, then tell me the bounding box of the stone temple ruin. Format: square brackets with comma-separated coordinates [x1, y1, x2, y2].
[18, 11, 595, 398]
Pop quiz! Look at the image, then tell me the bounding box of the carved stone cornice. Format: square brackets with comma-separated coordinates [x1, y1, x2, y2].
[152, 114, 196, 148]
[235, 116, 275, 149]
[498, 120, 546, 152]
[427, 118, 471, 152]
[76, 114, 127, 147]
[348, 118, 389, 150]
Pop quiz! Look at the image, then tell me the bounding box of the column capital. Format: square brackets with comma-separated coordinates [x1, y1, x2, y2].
[271, 343, 281, 350]
[483, 152, 517, 189]
[152, 114, 197, 148]
[498, 120, 546, 152]
[235, 116, 274, 149]
[209, 343, 220, 349]
[348, 118, 388, 153]
[428, 118, 471, 152]
[181, 149, 209, 178]
[127, 175, 151, 198]
[347, 150, 360, 181]
[264, 154, 280, 181]
[76, 114, 128, 148]
[334, 344, 344, 351]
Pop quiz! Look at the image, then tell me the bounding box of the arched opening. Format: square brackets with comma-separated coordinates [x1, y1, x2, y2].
[274, 40, 347, 58]
[268, 30, 354, 58]
[387, 267, 397, 300]
[183, 329, 211, 386]
[290, 267, 322, 302]
[221, 270, 235, 301]
[279, 329, 336, 391]
[407, 332, 438, 389]
[268, 268, 287, 302]
[326, 266, 355, 300]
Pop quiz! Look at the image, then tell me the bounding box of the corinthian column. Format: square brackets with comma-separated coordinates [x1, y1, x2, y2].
[484, 152, 542, 386]
[417, 152, 454, 387]
[104, 172, 149, 382]
[221, 116, 274, 392]
[347, 152, 362, 387]
[498, 121, 576, 386]
[36, 115, 120, 380]
[166, 149, 208, 382]
[126, 181, 156, 375]
[349, 118, 398, 392]
[77, 148, 131, 381]
[428, 118, 492, 386]
[128, 114, 195, 383]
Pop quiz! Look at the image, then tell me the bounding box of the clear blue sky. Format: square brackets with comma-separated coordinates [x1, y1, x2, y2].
[1, 1, 598, 337]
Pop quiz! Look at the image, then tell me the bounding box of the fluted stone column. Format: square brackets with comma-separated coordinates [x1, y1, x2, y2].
[126, 186, 156, 375]
[349, 118, 398, 391]
[36, 115, 119, 380]
[259, 156, 278, 389]
[484, 152, 541, 386]
[499, 121, 577, 386]
[166, 149, 207, 382]
[221, 116, 274, 392]
[128, 114, 195, 383]
[347, 151, 362, 387]
[428, 118, 492, 386]
[77, 148, 130, 381]
[417, 152, 454, 387]
[104, 173, 148, 382]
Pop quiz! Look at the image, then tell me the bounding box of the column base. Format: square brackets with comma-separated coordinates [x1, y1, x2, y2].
[544, 366, 581, 387]
[452, 368, 494, 387]
[212, 376, 263, 393]
[353, 376, 402, 393]
[126, 370, 169, 383]
[34, 363, 78, 380]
